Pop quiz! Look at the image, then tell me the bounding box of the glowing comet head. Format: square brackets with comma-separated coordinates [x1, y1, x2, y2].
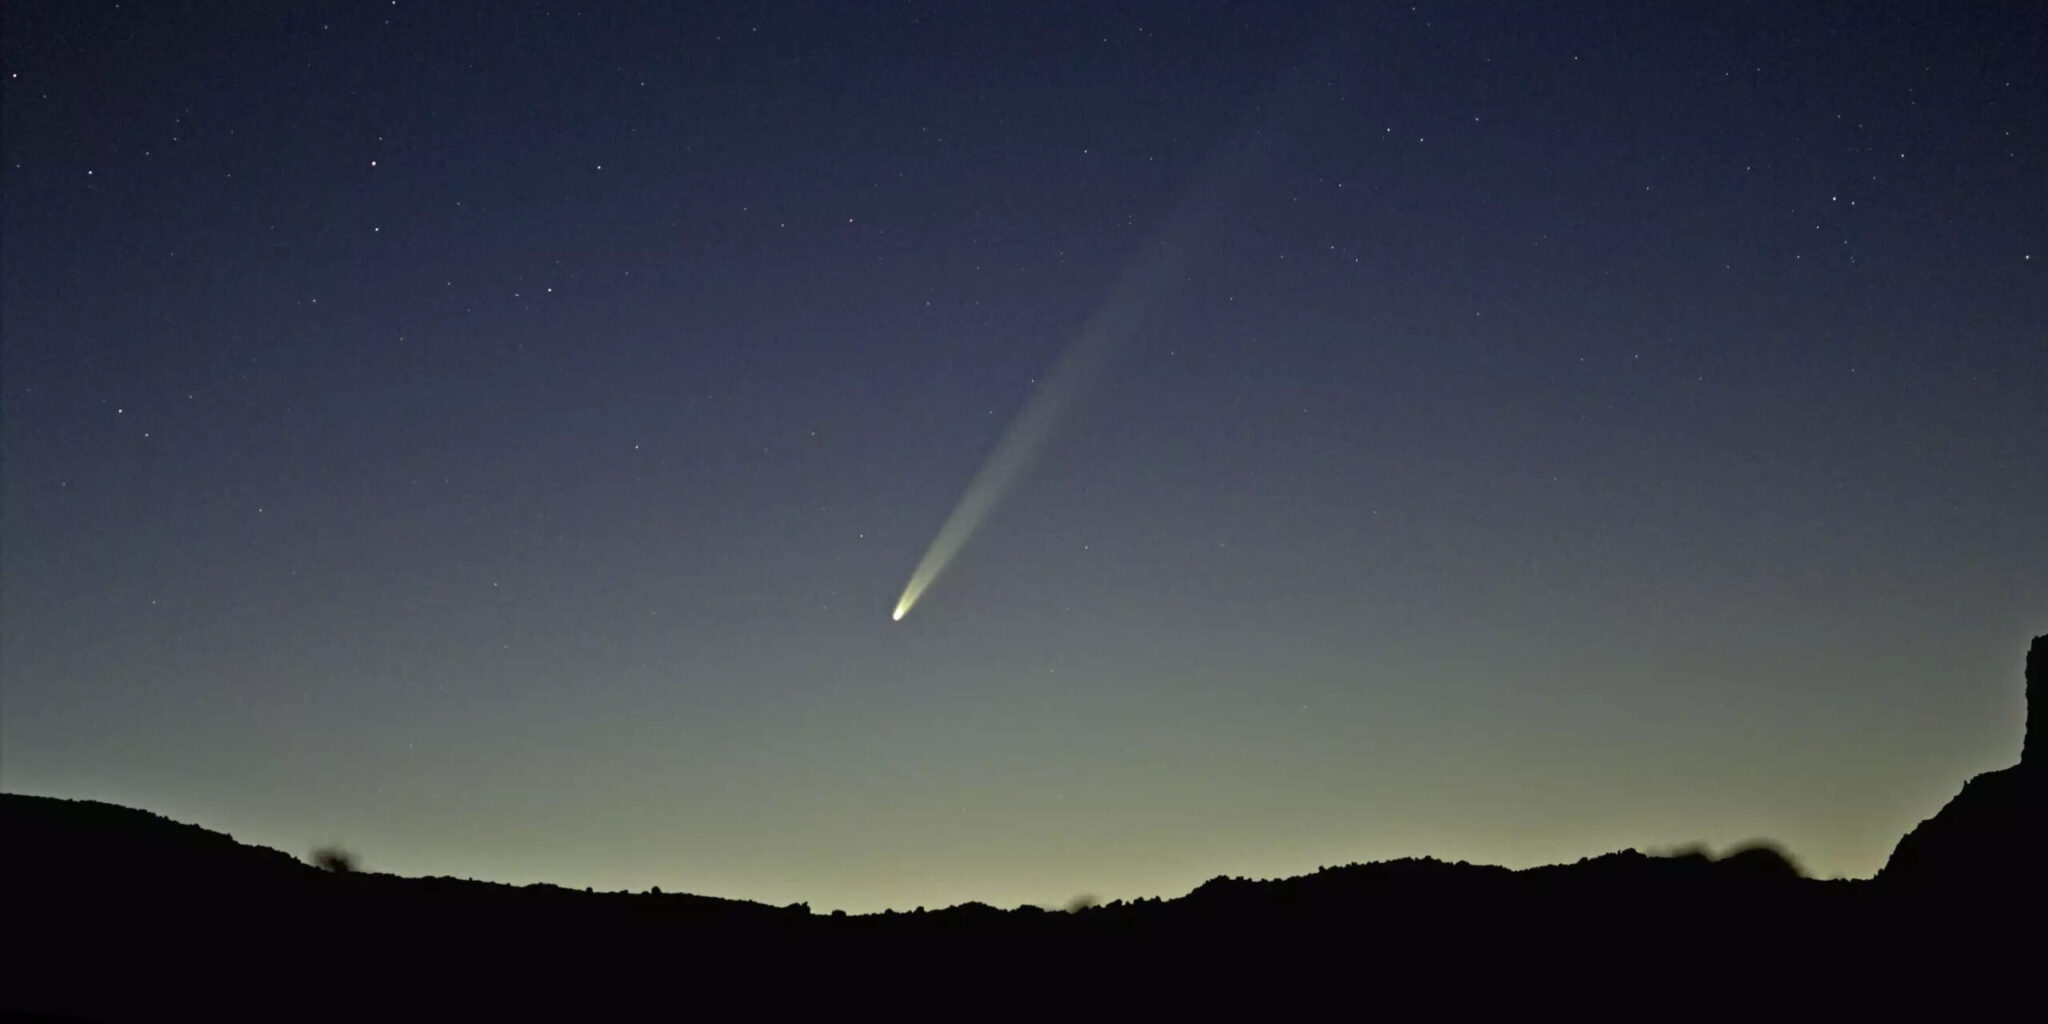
[891, 603, 906, 622]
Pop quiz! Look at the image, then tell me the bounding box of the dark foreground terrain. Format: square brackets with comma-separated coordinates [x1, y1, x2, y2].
[5, 636, 2039, 1019]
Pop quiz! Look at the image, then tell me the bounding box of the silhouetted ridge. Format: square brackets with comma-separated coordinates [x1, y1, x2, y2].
[1, 794, 308, 890]
[5, 637, 2040, 1017]
[1879, 634, 2044, 900]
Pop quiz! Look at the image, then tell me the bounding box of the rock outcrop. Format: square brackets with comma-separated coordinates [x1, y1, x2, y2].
[2028, 633, 2041, 766]
[1879, 634, 2044, 899]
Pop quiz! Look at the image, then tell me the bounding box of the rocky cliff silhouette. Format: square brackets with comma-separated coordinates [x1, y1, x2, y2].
[5, 636, 2040, 1019]
[1878, 633, 2044, 900]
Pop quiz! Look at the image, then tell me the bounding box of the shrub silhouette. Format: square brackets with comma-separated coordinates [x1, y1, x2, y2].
[310, 846, 357, 873]
[1717, 841, 1805, 880]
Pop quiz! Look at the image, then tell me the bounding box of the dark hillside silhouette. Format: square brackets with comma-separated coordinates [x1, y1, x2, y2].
[4, 636, 2039, 1018]
[1878, 634, 2044, 901]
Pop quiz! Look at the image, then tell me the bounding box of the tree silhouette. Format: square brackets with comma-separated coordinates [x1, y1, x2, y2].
[310, 846, 357, 873]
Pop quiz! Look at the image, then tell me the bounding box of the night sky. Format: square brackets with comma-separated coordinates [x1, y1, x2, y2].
[3, 2, 2043, 913]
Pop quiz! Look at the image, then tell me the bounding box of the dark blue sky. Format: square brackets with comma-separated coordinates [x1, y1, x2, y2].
[4, 1, 2043, 911]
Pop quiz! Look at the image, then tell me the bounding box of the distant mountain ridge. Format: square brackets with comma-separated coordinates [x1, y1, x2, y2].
[2, 792, 787, 920]
[4, 635, 2039, 1018]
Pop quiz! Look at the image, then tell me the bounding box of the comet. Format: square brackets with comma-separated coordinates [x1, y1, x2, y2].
[890, 233, 1187, 622]
[890, 118, 1286, 622]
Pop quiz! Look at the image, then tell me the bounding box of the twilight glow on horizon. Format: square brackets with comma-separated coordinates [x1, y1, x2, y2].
[2, 2, 2043, 913]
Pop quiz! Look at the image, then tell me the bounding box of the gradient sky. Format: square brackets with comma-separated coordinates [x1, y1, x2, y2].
[3, 2, 2043, 913]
